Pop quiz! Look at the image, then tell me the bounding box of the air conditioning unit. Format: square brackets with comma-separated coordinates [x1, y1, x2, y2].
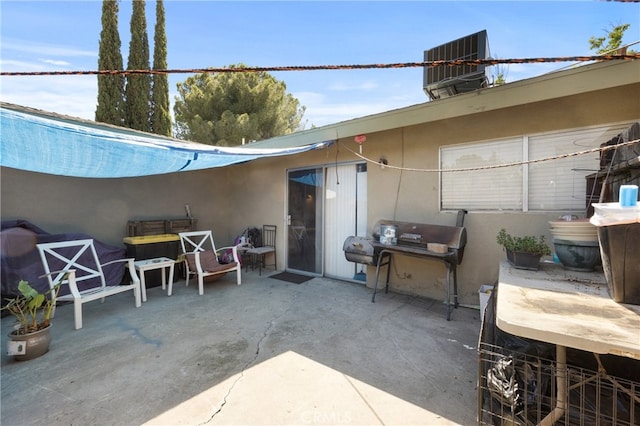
[423, 30, 489, 100]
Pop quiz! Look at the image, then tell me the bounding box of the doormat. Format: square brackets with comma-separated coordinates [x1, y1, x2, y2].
[269, 272, 313, 284]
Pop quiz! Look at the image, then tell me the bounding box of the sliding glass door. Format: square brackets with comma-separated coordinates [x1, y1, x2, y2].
[286, 163, 367, 279]
[287, 168, 323, 274]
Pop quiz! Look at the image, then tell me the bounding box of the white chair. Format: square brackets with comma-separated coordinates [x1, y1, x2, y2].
[246, 225, 277, 275]
[178, 230, 241, 295]
[36, 239, 142, 330]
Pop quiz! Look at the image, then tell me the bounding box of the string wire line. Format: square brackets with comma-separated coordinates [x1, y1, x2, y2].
[339, 138, 640, 173]
[1, 55, 638, 77]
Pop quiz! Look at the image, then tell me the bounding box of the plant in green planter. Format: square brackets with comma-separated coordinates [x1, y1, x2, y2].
[2, 279, 61, 361]
[496, 228, 551, 270]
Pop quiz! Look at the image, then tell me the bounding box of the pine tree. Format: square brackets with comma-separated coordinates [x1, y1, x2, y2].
[95, 0, 125, 126]
[150, 0, 171, 136]
[174, 64, 306, 146]
[124, 0, 151, 132]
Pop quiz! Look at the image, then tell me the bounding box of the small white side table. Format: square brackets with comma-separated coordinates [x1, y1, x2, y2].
[134, 257, 176, 301]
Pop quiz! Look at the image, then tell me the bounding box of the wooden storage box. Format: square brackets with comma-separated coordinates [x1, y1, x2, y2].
[127, 219, 197, 237]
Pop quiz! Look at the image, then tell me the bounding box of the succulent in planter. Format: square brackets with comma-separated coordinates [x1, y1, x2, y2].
[496, 228, 551, 270]
[496, 229, 552, 256]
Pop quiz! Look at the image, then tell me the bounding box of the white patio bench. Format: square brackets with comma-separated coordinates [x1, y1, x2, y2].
[37, 239, 142, 330]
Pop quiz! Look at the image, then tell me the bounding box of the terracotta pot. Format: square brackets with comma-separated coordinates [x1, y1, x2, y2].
[7, 325, 52, 361]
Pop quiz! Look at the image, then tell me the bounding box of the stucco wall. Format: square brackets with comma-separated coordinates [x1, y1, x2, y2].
[2, 82, 638, 306]
[0, 167, 232, 245]
[351, 84, 640, 303]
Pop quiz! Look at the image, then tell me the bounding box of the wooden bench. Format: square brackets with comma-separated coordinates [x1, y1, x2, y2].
[37, 239, 142, 330]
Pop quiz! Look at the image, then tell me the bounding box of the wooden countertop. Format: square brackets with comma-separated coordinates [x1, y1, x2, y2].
[496, 260, 640, 359]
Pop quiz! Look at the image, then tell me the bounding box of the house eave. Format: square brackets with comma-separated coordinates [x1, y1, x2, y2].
[252, 60, 640, 148]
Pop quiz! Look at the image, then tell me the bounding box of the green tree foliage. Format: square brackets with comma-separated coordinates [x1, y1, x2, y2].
[490, 58, 508, 86]
[150, 0, 171, 136]
[589, 23, 635, 54]
[124, 0, 151, 132]
[95, 0, 125, 125]
[173, 64, 306, 146]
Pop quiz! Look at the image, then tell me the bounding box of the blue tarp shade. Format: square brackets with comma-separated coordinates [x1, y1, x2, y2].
[0, 106, 333, 178]
[291, 172, 318, 186]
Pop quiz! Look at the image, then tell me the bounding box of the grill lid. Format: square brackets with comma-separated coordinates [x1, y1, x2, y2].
[343, 236, 375, 256]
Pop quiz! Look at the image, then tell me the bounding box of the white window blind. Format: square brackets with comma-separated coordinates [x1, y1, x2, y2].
[528, 125, 629, 211]
[324, 164, 358, 279]
[440, 123, 634, 212]
[441, 138, 522, 210]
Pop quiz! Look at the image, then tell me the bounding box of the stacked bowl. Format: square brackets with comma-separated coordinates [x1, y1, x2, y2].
[549, 218, 601, 271]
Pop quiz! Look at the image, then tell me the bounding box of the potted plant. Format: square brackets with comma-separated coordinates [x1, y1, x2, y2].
[496, 228, 551, 271]
[2, 279, 61, 361]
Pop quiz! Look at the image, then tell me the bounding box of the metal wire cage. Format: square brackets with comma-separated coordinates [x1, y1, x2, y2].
[478, 342, 640, 425]
[477, 288, 640, 425]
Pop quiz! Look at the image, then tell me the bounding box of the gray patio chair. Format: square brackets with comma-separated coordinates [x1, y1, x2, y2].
[246, 225, 277, 275]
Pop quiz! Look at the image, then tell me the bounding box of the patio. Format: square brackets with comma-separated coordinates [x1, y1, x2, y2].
[1, 270, 482, 425]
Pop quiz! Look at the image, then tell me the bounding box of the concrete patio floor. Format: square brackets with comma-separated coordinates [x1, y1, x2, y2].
[1, 270, 482, 425]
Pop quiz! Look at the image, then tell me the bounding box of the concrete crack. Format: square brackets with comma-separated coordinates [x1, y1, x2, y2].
[389, 331, 431, 379]
[343, 374, 384, 425]
[201, 298, 293, 424]
[377, 294, 417, 322]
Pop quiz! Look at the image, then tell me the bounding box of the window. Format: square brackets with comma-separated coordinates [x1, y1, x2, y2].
[440, 123, 633, 212]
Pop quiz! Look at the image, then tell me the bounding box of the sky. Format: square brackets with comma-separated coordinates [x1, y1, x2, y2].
[1, 1, 639, 129]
